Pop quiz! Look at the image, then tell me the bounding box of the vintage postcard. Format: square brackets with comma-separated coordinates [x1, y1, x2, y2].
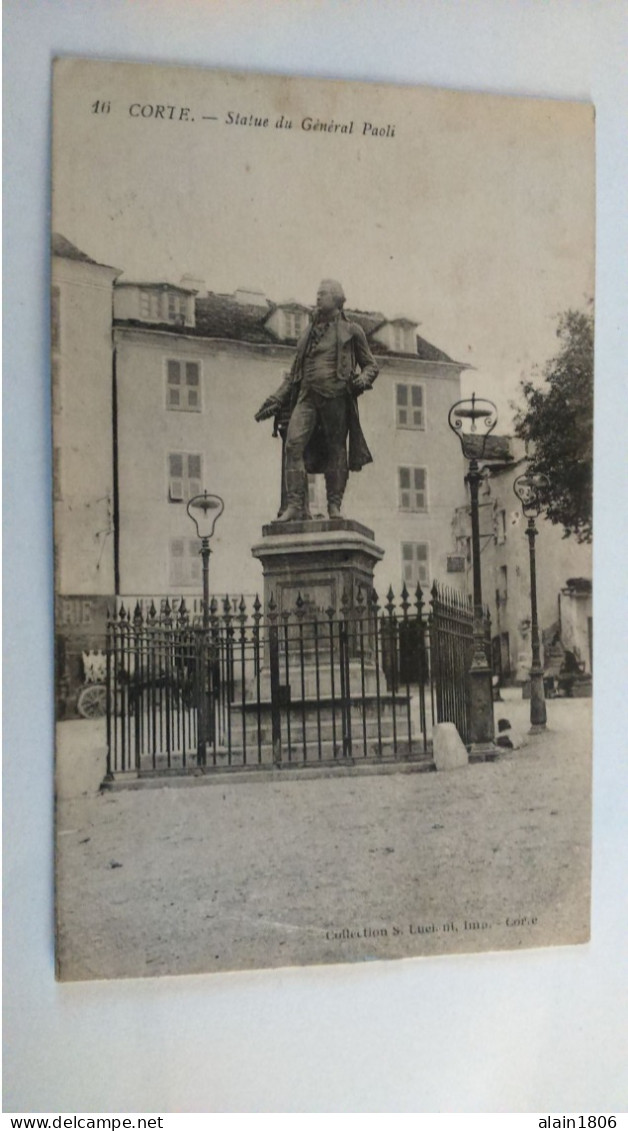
[52, 58, 594, 980]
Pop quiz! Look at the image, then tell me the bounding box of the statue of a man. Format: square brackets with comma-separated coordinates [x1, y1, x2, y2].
[255, 279, 379, 521]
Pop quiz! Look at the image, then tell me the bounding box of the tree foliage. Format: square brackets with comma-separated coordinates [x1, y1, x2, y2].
[514, 308, 593, 542]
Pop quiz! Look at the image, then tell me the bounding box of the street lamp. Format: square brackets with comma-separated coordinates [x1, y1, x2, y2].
[513, 471, 549, 733]
[448, 393, 498, 757]
[187, 491, 224, 766]
[186, 491, 224, 628]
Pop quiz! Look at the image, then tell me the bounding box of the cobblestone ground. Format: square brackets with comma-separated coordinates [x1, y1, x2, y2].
[55, 693, 591, 981]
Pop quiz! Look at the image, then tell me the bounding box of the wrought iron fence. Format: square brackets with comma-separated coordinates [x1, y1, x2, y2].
[105, 584, 490, 779]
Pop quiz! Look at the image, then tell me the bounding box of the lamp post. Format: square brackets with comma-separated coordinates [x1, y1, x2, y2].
[187, 491, 224, 763]
[448, 393, 498, 758]
[186, 491, 224, 627]
[513, 471, 549, 733]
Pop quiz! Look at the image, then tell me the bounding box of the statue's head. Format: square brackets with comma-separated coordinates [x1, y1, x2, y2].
[316, 279, 346, 315]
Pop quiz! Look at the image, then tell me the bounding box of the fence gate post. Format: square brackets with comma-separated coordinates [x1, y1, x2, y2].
[196, 627, 208, 767]
[339, 592, 353, 760]
[268, 595, 282, 765]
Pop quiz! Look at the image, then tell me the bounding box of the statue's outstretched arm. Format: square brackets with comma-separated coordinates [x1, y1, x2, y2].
[254, 373, 293, 421]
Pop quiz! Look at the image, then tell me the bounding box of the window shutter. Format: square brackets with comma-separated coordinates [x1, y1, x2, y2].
[187, 454, 202, 498]
[399, 467, 410, 510]
[396, 384, 409, 426]
[401, 542, 429, 587]
[169, 453, 184, 501]
[414, 468, 426, 510]
[412, 385, 423, 426]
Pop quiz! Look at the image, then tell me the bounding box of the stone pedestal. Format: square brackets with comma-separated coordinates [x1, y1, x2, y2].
[251, 518, 385, 700]
[251, 517, 384, 614]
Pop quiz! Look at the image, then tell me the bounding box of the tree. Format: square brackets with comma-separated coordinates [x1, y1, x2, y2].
[514, 307, 593, 542]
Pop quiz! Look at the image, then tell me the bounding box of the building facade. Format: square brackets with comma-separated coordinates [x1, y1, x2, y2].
[112, 279, 471, 606]
[52, 236, 122, 714]
[61, 235, 596, 710]
[453, 442, 593, 684]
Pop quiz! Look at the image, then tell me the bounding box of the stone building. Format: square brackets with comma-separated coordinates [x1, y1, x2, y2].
[54, 235, 516, 711]
[111, 276, 470, 607]
[452, 439, 593, 684]
[51, 235, 121, 714]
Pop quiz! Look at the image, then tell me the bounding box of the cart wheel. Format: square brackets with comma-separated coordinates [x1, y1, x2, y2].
[77, 684, 107, 719]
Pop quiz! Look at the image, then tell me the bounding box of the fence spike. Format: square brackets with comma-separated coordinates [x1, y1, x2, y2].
[133, 600, 143, 625]
[356, 585, 365, 607]
[386, 586, 395, 617]
[118, 601, 127, 621]
[239, 594, 247, 614]
[163, 597, 172, 620]
[148, 600, 157, 623]
[253, 593, 262, 614]
[400, 582, 410, 617]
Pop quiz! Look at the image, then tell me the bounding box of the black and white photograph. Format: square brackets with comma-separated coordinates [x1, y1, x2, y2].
[51, 57, 595, 982]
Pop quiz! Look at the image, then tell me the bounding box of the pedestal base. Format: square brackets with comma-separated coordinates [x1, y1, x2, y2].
[251, 517, 385, 615]
[251, 516, 387, 715]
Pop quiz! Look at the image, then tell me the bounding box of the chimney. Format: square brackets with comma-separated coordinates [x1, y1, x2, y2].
[234, 287, 268, 308]
[180, 273, 206, 297]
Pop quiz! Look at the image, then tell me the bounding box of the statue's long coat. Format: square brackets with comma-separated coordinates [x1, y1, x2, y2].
[271, 315, 379, 473]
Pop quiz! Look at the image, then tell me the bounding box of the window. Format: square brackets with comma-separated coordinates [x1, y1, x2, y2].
[139, 288, 188, 323]
[140, 289, 162, 321]
[494, 508, 507, 545]
[51, 286, 61, 350]
[396, 383, 424, 429]
[392, 325, 408, 352]
[168, 452, 202, 501]
[401, 542, 429, 588]
[169, 539, 202, 587]
[498, 565, 508, 604]
[284, 310, 307, 339]
[456, 535, 471, 564]
[166, 359, 201, 411]
[398, 466, 427, 512]
[167, 292, 185, 322]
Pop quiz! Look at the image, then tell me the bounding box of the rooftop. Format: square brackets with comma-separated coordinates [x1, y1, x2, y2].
[52, 233, 118, 271]
[116, 287, 462, 363]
